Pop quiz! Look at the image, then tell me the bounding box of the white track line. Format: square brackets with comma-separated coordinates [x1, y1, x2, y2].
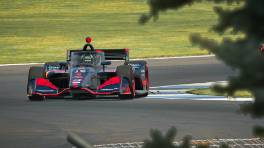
[148, 82, 254, 102]
[133, 54, 214, 60]
[0, 55, 214, 67]
[150, 81, 226, 89]
[0, 63, 43, 67]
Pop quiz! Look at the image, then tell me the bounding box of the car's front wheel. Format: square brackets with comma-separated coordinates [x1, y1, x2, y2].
[27, 66, 45, 101]
[28, 95, 44, 101]
[118, 79, 135, 100]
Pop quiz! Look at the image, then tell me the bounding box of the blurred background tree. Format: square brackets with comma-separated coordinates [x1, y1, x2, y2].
[140, 0, 264, 137]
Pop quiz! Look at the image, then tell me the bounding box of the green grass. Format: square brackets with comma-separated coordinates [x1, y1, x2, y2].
[0, 0, 240, 64]
[188, 88, 253, 98]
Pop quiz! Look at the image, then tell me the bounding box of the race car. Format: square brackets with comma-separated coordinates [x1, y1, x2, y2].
[27, 37, 149, 101]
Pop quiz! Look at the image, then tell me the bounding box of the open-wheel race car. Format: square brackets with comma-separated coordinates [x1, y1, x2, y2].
[27, 37, 149, 101]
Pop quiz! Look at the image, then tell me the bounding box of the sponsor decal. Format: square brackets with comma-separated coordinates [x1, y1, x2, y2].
[47, 65, 60, 70]
[36, 89, 56, 93]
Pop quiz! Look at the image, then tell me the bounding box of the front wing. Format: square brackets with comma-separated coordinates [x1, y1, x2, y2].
[28, 77, 132, 97]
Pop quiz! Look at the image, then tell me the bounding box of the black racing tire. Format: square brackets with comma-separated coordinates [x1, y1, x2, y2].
[116, 65, 135, 99]
[118, 78, 135, 100]
[27, 66, 45, 101]
[118, 94, 132, 100]
[135, 92, 148, 98]
[28, 95, 45, 101]
[142, 92, 149, 97]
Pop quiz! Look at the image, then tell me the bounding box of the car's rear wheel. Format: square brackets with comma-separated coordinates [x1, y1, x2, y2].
[27, 66, 45, 101]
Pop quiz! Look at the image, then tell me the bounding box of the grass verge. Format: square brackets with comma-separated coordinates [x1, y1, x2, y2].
[0, 0, 240, 63]
[188, 88, 253, 98]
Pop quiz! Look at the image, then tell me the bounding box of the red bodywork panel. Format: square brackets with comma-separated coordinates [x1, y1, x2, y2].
[36, 78, 58, 90]
[123, 85, 131, 94]
[98, 76, 121, 89]
[33, 76, 123, 96]
[32, 88, 119, 96]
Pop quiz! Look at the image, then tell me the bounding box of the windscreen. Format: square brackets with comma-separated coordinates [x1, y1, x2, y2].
[70, 51, 101, 66]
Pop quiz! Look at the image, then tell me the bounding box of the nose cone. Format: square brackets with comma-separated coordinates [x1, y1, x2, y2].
[69, 66, 99, 89]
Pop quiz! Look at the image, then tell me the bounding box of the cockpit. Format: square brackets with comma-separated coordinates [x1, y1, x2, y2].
[69, 51, 103, 66]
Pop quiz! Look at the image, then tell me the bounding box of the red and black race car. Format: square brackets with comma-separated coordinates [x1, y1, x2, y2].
[27, 37, 149, 101]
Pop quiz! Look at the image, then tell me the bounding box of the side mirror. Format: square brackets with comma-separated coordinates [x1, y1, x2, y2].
[101, 61, 111, 66]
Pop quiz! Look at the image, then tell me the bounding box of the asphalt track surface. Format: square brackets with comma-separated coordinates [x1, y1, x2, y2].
[0, 56, 263, 148]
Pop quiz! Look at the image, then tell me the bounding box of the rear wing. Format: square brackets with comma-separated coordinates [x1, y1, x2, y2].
[96, 48, 129, 61]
